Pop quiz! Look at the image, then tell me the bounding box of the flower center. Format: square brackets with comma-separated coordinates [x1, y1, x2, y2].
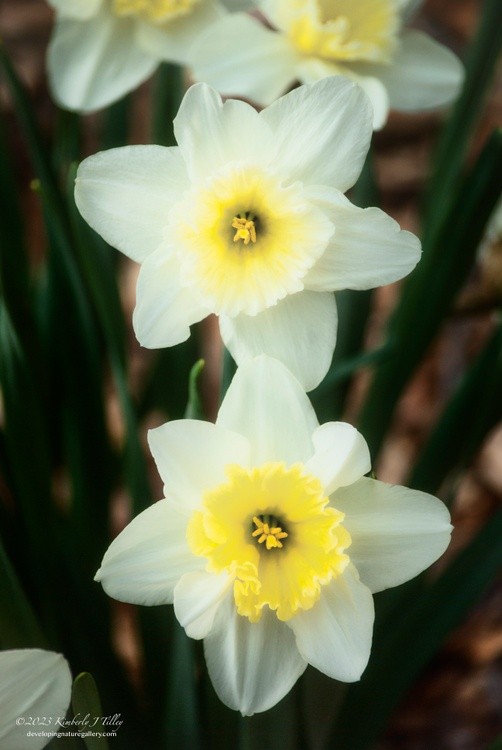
[186, 462, 352, 622]
[112, 0, 199, 23]
[287, 0, 400, 64]
[252, 515, 288, 549]
[170, 163, 332, 317]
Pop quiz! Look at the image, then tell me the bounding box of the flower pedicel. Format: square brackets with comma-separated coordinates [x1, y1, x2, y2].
[75, 78, 421, 390]
[95, 356, 452, 716]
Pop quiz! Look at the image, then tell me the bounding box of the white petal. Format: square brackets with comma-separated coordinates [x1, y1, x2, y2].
[332, 478, 453, 593]
[173, 83, 275, 181]
[219, 291, 338, 392]
[289, 565, 374, 682]
[260, 77, 373, 192]
[380, 30, 464, 111]
[47, 0, 103, 19]
[147, 420, 250, 507]
[95, 500, 199, 605]
[0, 649, 72, 750]
[304, 187, 421, 291]
[353, 75, 390, 131]
[294, 58, 391, 131]
[133, 245, 210, 348]
[174, 570, 232, 639]
[136, 0, 224, 65]
[190, 14, 299, 105]
[75, 145, 189, 263]
[204, 592, 307, 715]
[306, 423, 371, 495]
[47, 12, 157, 113]
[217, 355, 319, 466]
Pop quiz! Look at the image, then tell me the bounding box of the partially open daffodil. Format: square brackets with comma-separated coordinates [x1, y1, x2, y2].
[95, 356, 452, 716]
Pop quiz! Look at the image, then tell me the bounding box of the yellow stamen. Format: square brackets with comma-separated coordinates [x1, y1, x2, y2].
[232, 217, 257, 246]
[252, 516, 288, 549]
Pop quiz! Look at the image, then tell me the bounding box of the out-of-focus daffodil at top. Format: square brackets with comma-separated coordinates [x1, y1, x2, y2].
[46, 0, 255, 112]
[95, 356, 452, 716]
[0, 649, 72, 750]
[75, 79, 421, 390]
[190, 0, 464, 129]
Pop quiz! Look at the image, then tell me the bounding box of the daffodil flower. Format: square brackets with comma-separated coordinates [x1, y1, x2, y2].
[46, 0, 255, 112]
[190, 0, 464, 129]
[75, 79, 421, 390]
[95, 356, 452, 716]
[0, 649, 72, 750]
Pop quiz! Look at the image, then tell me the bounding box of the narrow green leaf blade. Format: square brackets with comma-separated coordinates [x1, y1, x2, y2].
[71, 673, 110, 750]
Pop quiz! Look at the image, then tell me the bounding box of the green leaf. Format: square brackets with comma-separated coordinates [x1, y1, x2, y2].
[0, 537, 47, 649]
[151, 63, 184, 146]
[358, 128, 502, 458]
[163, 622, 201, 750]
[239, 687, 304, 750]
[424, 0, 502, 242]
[101, 96, 131, 151]
[71, 673, 109, 750]
[409, 320, 502, 494]
[184, 359, 206, 419]
[486, 735, 502, 750]
[311, 151, 378, 421]
[329, 510, 502, 749]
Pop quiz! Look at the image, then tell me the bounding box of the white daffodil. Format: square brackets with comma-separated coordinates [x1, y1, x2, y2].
[190, 0, 464, 129]
[0, 649, 72, 750]
[95, 355, 452, 716]
[75, 79, 421, 390]
[46, 0, 255, 112]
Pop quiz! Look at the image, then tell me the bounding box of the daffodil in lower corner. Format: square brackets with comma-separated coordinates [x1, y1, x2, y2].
[0, 649, 72, 750]
[95, 355, 452, 716]
[189, 0, 464, 129]
[75, 78, 421, 390]
[46, 0, 256, 112]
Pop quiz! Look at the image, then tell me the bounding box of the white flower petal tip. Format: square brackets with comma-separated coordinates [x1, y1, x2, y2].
[190, 1, 464, 128]
[306, 422, 372, 495]
[74, 146, 189, 263]
[290, 566, 374, 683]
[219, 291, 338, 392]
[0, 649, 72, 750]
[146, 419, 250, 506]
[333, 477, 453, 593]
[260, 76, 374, 192]
[217, 354, 319, 464]
[95, 499, 198, 606]
[382, 31, 465, 113]
[204, 592, 308, 716]
[174, 570, 232, 640]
